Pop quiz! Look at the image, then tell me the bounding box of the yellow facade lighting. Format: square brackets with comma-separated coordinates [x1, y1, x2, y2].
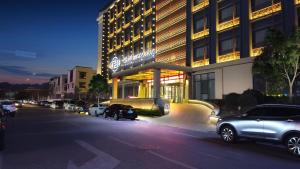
[108, 32, 115, 38]
[296, 0, 300, 5]
[192, 0, 209, 13]
[123, 22, 130, 29]
[108, 48, 114, 54]
[109, 17, 115, 23]
[116, 27, 122, 34]
[250, 3, 282, 20]
[116, 12, 122, 18]
[192, 59, 209, 67]
[116, 44, 122, 50]
[124, 5, 131, 12]
[133, 15, 141, 23]
[144, 8, 153, 16]
[144, 28, 152, 37]
[133, 34, 141, 42]
[124, 40, 131, 46]
[217, 51, 240, 63]
[217, 17, 240, 32]
[251, 47, 264, 57]
[133, 0, 139, 5]
[192, 29, 209, 40]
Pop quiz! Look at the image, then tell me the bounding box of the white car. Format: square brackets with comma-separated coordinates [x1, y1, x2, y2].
[64, 101, 76, 111]
[89, 104, 107, 116]
[0, 101, 17, 117]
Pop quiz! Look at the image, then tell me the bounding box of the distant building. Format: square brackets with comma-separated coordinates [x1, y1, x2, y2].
[66, 66, 96, 99]
[49, 75, 67, 99]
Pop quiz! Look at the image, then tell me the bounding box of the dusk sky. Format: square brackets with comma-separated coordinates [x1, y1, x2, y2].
[0, 0, 111, 84]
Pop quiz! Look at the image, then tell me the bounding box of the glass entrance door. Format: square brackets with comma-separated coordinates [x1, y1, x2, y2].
[162, 84, 183, 103]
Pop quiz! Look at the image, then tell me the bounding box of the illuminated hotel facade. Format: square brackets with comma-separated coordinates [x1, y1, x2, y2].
[97, 0, 300, 102]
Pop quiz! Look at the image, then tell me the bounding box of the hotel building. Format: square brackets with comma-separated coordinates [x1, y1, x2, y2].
[49, 75, 67, 99]
[97, 0, 300, 103]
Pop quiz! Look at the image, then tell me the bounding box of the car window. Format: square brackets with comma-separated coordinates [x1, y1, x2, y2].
[246, 108, 263, 117]
[262, 107, 300, 118]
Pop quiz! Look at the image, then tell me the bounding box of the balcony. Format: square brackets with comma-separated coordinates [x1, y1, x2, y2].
[156, 13, 186, 33]
[157, 1, 186, 21]
[144, 8, 153, 17]
[192, 59, 209, 67]
[192, 29, 209, 40]
[251, 47, 264, 57]
[124, 40, 131, 47]
[250, 3, 282, 20]
[123, 22, 130, 29]
[133, 15, 141, 23]
[157, 0, 172, 11]
[133, 34, 141, 42]
[217, 51, 240, 63]
[144, 28, 152, 37]
[296, 0, 300, 5]
[157, 26, 186, 43]
[192, 0, 209, 13]
[156, 54, 185, 63]
[217, 17, 240, 32]
[133, 0, 139, 5]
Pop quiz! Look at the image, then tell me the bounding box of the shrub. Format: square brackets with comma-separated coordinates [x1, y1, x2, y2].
[223, 93, 240, 111]
[135, 109, 162, 117]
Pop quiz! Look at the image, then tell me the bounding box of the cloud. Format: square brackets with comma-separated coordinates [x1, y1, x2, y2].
[0, 49, 37, 59]
[0, 65, 58, 78]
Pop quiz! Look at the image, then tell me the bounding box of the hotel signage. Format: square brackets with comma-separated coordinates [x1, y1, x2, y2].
[109, 49, 156, 72]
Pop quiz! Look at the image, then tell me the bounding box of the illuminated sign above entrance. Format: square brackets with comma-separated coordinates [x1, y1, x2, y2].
[110, 49, 156, 72]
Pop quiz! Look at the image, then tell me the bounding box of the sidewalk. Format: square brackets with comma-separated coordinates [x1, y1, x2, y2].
[137, 103, 216, 132]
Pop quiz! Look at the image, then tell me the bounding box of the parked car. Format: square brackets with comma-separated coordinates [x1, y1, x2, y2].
[13, 101, 23, 108]
[39, 101, 50, 107]
[103, 104, 137, 120]
[0, 101, 17, 117]
[216, 104, 300, 157]
[50, 101, 64, 109]
[0, 106, 6, 150]
[64, 100, 76, 111]
[89, 104, 107, 116]
[75, 101, 88, 114]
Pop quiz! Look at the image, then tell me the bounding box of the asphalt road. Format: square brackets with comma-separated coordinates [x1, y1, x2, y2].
[0, 105, 299, 169]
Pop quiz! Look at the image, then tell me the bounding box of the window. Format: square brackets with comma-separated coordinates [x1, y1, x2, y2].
[79, 72, 86, 79]
[246, 108, 263, 117]
[218, 1, 239, 23]
[218, 28, 240, 55]
[124, 46, 131, 57]
[251, 14, 282, 48]
[70, 70, 73, 82]
[117, 19, 122, 29]
[193, 73, 215, 100]
[134, 42, 142, 55]
[117, 34, 122, 45]
[134, 4, 141, 18]
[145, 0, 152, 10]
[110, 23, 114, 33]
[145, 16, 152, 31]
[251, 0, 280, 11]
[125, 28, 131, 41]
[261, 107, 300, 117]
[194, 0, 204, 6]
[79, 82, 86, 89]
[117, 3, 122, 13]
[193, 45, 208, 61]
[145, 37, 152, 51]
[109, 40, 114, 49]
[125, 0, 130, 7]
[125, 11, 131, 24]
[193, 11, 208, 33]
[134, 22, 141, 36]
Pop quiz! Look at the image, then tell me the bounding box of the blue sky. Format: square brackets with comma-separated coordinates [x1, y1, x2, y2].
[0, 0, 111, 84]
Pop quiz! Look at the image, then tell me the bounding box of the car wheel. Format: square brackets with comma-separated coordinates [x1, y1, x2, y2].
[220, 126, 237, 143]
[286, 134, 300, 157]
[113, 113, 119, 121]
[103, 112, 107, 118]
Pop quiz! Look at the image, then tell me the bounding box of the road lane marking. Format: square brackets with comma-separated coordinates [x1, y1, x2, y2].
[148, 150, 201, 169]
[67, 140, 120, 169]
[110, 137, 203, 169]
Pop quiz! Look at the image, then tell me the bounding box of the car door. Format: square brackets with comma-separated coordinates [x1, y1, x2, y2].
[261, 107, 297, 140]
[237, 107, 265, 138]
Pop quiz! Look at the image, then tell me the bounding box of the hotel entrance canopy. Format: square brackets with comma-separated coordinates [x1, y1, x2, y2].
[111, 62, 192, 80]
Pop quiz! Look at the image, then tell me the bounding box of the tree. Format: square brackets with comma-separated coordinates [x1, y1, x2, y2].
[89, 74, 109, 104]
[253, 29, 300, 99]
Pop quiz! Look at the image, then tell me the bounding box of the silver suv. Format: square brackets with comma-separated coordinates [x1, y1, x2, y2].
[216, 104, 300, 157]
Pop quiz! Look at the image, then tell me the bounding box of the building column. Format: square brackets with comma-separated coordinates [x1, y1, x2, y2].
[183, 73, 190, 103]
[112, 78, 118, 99]
[138, 82, 146, 98]
[153, 69, 161, 98]
[282, 0, 296, 36]
[121, 83, 125, 99]
[209, 0, 217, 64]
[240, 0, 250, 58]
